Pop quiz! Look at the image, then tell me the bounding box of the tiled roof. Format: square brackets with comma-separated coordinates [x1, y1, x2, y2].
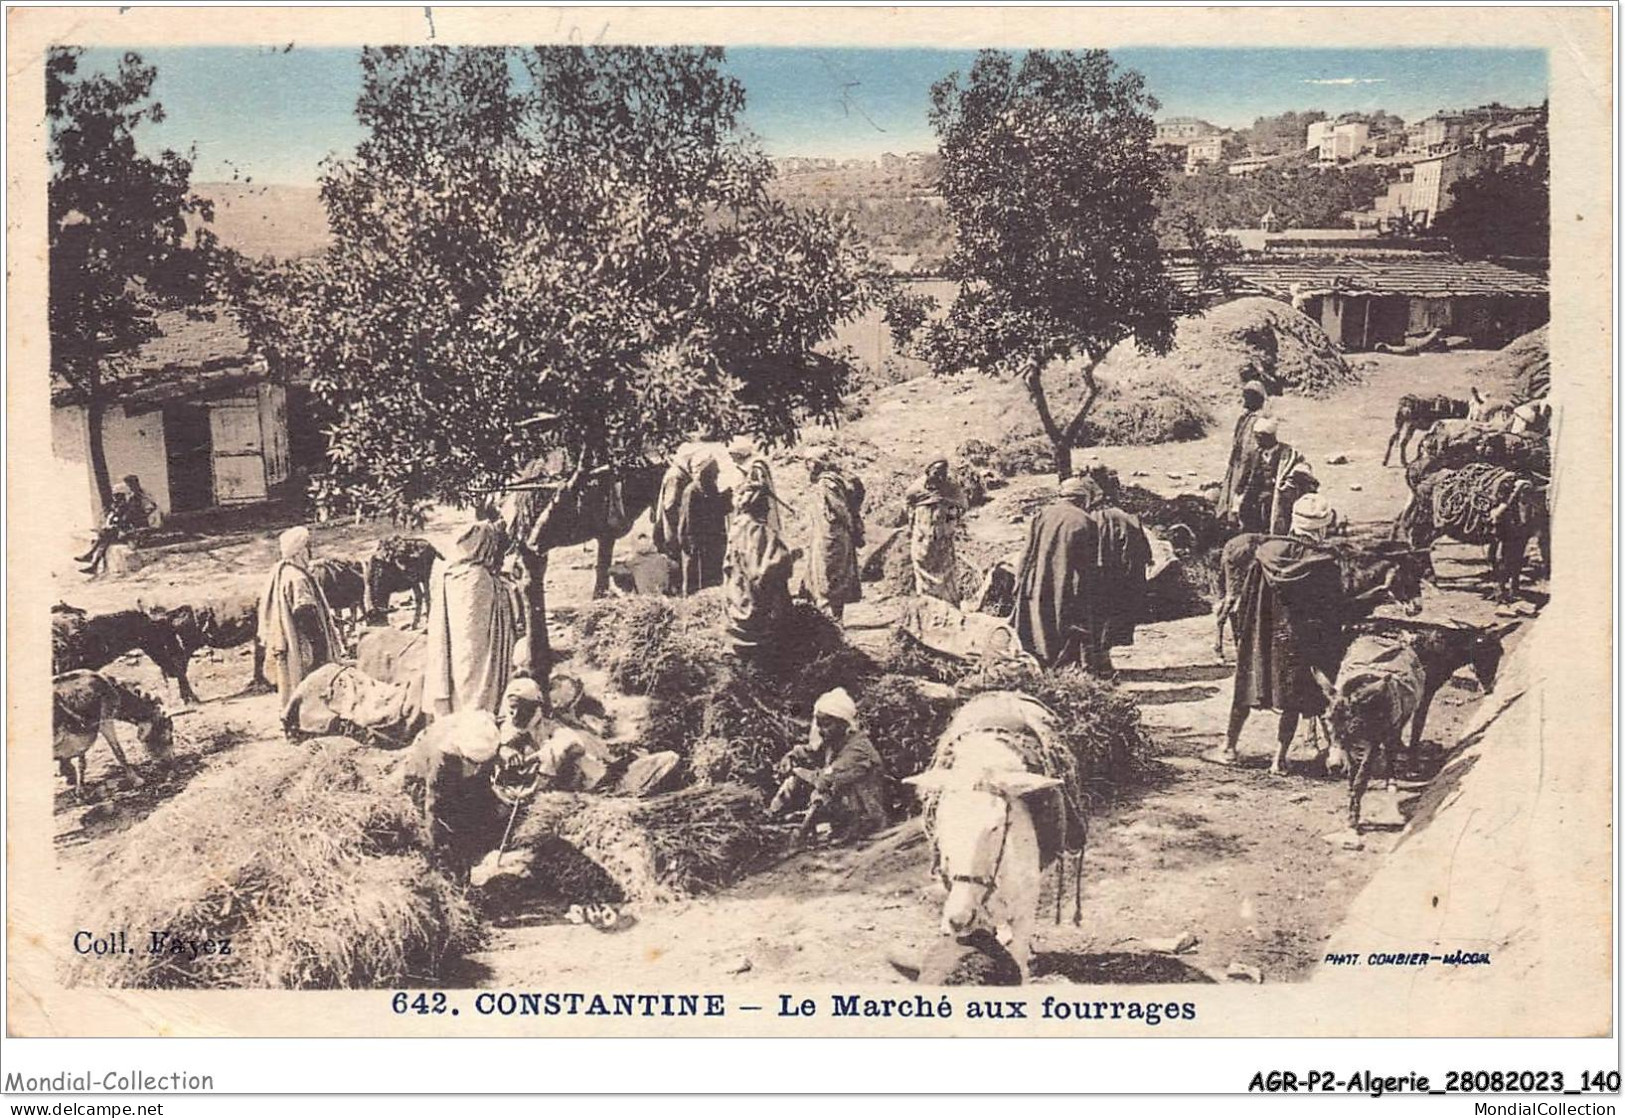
[1171, 255, 1547, 298]
[52, 307, 267, 408]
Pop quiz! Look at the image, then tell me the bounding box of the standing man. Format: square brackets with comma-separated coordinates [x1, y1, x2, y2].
[1086, 487, 1154, 677]
[806, 457, 865, 622]
[1011, 475, 1102, 670]
[1216, 381, 1268, 525]
[259, 526, 345, 710]
[723, 474, 798, 668]
[424, 520, 517, 718]
[1233, 417, 1308, 535]
[676, 456, 727, 595]
[1209, 494, 1345, 776]
[905, 458, 967, 605]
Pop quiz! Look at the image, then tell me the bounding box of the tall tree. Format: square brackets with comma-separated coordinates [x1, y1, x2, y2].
[1434, 162, 1550, 259]
[48, 47, 217, 509]
[232, 46, 876, 670]
[906, 49, 1186, 479]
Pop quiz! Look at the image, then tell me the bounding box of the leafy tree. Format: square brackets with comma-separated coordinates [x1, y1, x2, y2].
[1240, 109, 1326, 155]
[903, 49, 1188, 479]
[1434, 162, 1549, 258]
[1159, 159, 1387, 238]
[231, 46, 875, 669]
[48, 47, 217, 509]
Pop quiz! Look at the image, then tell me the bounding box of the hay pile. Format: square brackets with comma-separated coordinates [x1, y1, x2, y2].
[502, 786, 774, 903]
[65, 740, 478, 989]
[1472, 325, 1549, 403]
[1096, 296, 1358, 420]
[957, 664, 1157, 806]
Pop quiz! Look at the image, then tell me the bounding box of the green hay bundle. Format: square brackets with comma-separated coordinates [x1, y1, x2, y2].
[1084, 377, 1214, 446]
[857, 673, 956, 792]
[65, 740, 479, 990]
[506, 785, 775, 903]
[573, 592, 728, 695]
[957, 664, 1156, 807]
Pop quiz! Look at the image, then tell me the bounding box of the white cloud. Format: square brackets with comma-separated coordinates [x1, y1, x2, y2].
[1303, 77, 1388, 86]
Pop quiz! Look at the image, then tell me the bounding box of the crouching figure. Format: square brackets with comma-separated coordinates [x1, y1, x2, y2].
[768, 687, 889, 845]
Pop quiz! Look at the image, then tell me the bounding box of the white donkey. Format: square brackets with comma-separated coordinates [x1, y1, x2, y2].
[904, 691, 1071, 982]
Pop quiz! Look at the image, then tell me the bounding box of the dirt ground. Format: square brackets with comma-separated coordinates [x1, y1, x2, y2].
[53, 346, 1545, 987]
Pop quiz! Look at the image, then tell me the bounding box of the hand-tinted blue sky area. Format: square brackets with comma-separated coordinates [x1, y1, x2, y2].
[76, 44, 1547, 185]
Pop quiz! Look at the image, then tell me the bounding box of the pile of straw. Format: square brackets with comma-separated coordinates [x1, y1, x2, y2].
[65, 740, 479, 990]
[506, 785, 775, 903]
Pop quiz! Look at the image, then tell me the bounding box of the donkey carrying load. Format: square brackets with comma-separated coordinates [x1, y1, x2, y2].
[902, 691, 1087, 982]
[1395, 462, 1549, 602]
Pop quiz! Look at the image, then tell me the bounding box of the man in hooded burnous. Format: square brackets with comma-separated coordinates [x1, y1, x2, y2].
[1233, 416, 1312, 535]
[723, 473, 798, 668]
[1210, 493, 1346, 775]
[806, 457, 865, 622]
[676, 455, 728, 595]
[905, 458, 967, 604]
[258, 526, 345, 709]
[1011, 475, 1102, 670]
[425, 520, 516, 718]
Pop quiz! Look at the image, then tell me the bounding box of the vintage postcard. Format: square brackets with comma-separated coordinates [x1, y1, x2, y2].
[4, 5, 1614, 1050]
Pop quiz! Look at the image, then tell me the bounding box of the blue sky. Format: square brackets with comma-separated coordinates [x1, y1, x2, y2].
[77, 45, 1547, 185]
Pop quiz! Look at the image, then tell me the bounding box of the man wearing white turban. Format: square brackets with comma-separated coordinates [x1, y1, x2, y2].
[769, 687, 888, 843]
[258, 526, 345, 709]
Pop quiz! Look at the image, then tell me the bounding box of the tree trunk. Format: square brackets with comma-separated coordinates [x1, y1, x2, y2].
[520, 547, 552, 706]
[86, 394, 115, 514]
[1023, 363, 1074, 481]
[1057, 355, 1105, 482]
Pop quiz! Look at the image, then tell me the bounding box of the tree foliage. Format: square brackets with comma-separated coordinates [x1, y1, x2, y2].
[903, 49, 1188, 478]
[1158, 158, 1388, 238]
[1238, 109, 1326, 155]
[48, 47, 217, 506]
[1434, 162, 1550, 259]
[231, 46, 877, 521]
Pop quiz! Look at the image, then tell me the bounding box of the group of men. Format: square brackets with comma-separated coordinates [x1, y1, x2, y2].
[1009, 474, 1154, 678]
[654, 444, 870, 659]
[1210, 379, 1348, 771]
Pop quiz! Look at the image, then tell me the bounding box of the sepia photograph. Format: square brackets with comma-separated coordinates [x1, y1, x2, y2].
[3, 5, 1612, 1057]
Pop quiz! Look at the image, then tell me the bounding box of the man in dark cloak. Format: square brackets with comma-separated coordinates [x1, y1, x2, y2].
[1086, 491, 1154, 676]
[676, 456, 727, 595]
[1216, 380, 1268, 523]
[1209, 493, 1345, 776]
[1011, 476, 1102, 670]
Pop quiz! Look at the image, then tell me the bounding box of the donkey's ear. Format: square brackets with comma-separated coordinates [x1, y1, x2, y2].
[902, 770, 956, 793]
[982, 771, 1063, 798]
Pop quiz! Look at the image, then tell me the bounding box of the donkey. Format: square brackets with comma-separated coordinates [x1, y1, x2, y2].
[53, 670, 173, 798]
[52, 604, 195, 706]
[363, 537, 442, 628]
[902, 691, 1072, 982]
[1383, 392, 1476, 466]
[1324, 636, 1427, 834]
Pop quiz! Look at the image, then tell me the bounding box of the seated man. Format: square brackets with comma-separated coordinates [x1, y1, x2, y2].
[493, 678, 680, 800]
[768, 687, 889, 844]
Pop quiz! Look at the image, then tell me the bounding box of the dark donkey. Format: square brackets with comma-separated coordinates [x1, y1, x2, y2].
[158, 599, 270, 701]
[53, 604, 196, 705]
[1213, 535, 1430, 658]
[1341, 616, 1513, 757]
[501, 461, 667, 676]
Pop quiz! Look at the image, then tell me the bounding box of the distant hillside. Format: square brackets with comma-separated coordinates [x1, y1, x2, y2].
[193, 183, 330, 261]
[769, 156, 953, 272]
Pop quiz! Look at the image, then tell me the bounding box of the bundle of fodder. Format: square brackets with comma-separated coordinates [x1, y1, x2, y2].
[857, 672, 957, 807]
[954, 664, 1156, 808]
[501, 785, 775, 903]
[1471, 325, 1549, 403]
[1095, 296, 1357, 416]
[572, 592, 728, 696]
[65, 740, 478, 989]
